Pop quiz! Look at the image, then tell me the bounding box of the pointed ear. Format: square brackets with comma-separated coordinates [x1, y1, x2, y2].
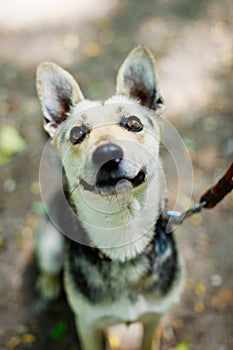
[116, 46, 164, 111]
[36, 62, 84, 137]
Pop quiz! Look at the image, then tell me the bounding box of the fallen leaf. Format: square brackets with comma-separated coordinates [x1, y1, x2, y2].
[171, 340, 190, 350]
[176, 341, 190, 350]
[194, 301, 205, 313]
[108, 334, 120, 349]
[7, 336, 21, 349]
[194, 283, 206, 296]
[22, 333, 36, 343]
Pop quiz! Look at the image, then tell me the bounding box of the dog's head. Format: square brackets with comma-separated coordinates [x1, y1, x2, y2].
[37, 46, 166, 260]
[37, 46, 164, 194]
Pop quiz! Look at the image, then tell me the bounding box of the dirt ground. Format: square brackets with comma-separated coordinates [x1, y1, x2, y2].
[0, 0, 233, 349]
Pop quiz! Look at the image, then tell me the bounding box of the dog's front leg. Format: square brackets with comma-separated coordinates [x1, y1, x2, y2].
[141, 316, 161, 350]
[75, 316, 106, 350]
[36, 220, 65, 299]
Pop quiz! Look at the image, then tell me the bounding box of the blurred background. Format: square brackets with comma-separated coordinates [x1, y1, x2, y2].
[0, 0, 232, 349]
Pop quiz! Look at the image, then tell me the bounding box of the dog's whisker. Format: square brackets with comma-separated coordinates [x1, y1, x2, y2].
[70, 182, 79, 196]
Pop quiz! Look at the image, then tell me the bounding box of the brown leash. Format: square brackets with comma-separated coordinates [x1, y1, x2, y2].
[165, 161, 233, 226]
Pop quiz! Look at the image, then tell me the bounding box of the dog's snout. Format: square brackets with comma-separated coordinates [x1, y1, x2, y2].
[93, 143, 123, 168]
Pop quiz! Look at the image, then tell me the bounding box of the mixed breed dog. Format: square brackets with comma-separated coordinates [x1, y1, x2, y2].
[36, 46, 184, 350]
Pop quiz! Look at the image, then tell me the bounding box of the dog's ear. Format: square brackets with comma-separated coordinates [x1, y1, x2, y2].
[36, 62, 84, 137]
[116, 46, 164, 111]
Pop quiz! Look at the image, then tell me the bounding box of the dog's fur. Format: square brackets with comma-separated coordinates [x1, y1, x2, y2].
[36, 46, 184, 350]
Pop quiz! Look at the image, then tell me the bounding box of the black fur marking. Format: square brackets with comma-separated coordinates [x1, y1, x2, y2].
[149, 88, 156, 110]
[67, 216, 178, 303]
[148, 217, 177, 294]
[124, 65, 157, 110]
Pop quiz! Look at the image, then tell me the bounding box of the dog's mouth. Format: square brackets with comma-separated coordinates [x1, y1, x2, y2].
[80, 168, 146, 194]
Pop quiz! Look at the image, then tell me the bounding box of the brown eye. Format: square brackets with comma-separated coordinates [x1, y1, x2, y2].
[121, 116, 143, 132]
[70, 125, 89, 145]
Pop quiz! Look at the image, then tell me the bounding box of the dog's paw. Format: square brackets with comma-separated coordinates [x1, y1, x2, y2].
[36, 273, 61, 300]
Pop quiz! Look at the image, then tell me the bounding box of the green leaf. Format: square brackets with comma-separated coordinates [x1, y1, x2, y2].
[0, 125, 27, 164]
[50, 321, 67, 341]
[0, 153, 10, 165]
[174, 341, 190, 350]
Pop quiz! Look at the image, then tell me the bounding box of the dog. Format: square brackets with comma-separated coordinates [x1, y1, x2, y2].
[35, 46, 184, 350]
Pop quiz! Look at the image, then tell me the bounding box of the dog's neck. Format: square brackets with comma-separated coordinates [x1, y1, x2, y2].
[69, 172, 165, 262]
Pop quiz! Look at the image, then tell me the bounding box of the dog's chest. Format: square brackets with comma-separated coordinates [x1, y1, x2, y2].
[65, 217, 178, 302]
[67, 243, 153, 303]
[64, 222, 183, 328]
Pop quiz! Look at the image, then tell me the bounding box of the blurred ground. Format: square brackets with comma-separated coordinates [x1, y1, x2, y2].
[0, 0, 233, 349]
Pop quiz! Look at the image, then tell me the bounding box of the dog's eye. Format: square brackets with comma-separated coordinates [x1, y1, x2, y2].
[121, 116, 143, 132]
[70, 126, 89, 145]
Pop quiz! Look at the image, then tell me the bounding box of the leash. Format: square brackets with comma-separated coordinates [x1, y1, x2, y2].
[165, 161, 233, 226]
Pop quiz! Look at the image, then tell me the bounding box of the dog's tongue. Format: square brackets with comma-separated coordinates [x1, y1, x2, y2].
[96, 178, 133, 196]
[115, 179, 133, 194]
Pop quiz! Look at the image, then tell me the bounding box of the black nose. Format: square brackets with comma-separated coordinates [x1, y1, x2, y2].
[93, 143, 123, 169]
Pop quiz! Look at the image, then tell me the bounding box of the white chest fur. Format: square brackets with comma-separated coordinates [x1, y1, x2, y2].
[71, 171, 165, 262]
